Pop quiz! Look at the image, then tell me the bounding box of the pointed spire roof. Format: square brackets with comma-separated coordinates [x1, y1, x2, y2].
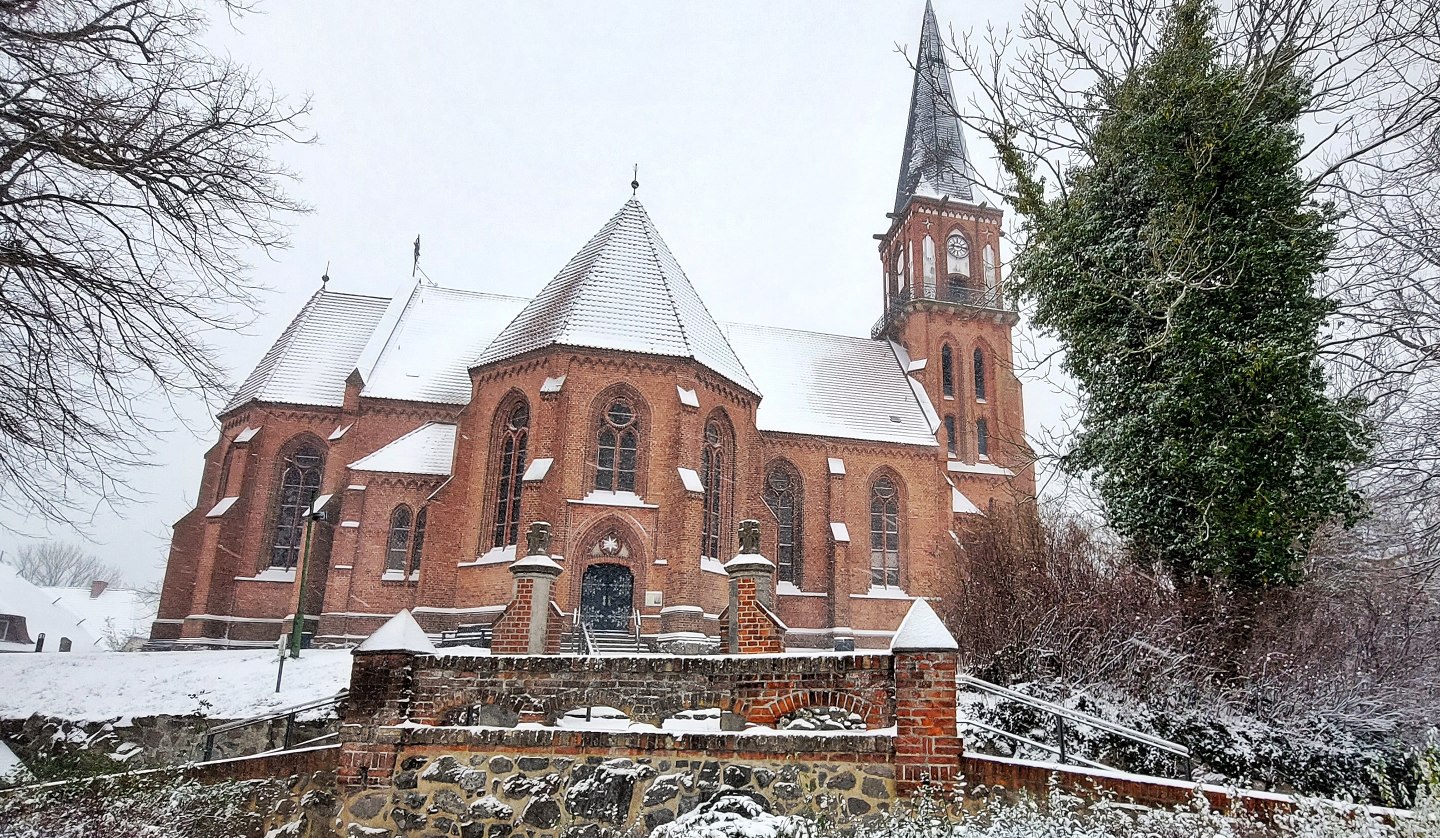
[894, 1, 977, 212]
[476, 199, 758, 394]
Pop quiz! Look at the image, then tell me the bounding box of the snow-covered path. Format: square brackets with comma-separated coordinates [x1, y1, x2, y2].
[0, 649, 353, 723]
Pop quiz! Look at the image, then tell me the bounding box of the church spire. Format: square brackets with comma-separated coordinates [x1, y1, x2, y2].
[894, 1, 976, 212]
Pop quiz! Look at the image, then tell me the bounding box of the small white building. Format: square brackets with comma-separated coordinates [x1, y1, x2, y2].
[0, 566, 155, 652]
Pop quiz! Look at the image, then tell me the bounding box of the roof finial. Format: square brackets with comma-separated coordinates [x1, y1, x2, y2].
[412, 235, 421, 278]
[321, 261, 330, 288]
[631, 164, 639, 197]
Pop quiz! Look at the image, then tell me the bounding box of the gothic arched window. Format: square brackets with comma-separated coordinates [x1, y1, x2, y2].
[941, 345, 955, 398]
[410, 507, 428, 574]
[974, 348, 987, 401]
[945, 416, 958, 457]
[386, 506, 413, 572]
[763, 464, 802, 585]
[870, 476, 901, 588]
[699, 416, 732, 560]
[491, 400, 529, 548]
[977, 418, 990, 459]
[982, 244, 997, 298]
[595, 398, 639, 493]
[921, 235, 937, 299]
[269, 443, 324, 568]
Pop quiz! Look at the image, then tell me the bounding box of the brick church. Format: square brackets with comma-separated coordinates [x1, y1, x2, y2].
[149, 3, 1035, 652]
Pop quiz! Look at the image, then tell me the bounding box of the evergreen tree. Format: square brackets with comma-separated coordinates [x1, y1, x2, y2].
[1001, 0, 1369, 586]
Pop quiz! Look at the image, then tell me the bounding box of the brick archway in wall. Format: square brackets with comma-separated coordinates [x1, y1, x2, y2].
[748, 689, 887, 728]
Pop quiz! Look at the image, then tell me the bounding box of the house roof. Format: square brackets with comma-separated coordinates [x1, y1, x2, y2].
[723, 322, 939, 447]
[349, 422, 458, 475]
[39, 586, 155, 647]
[224, 288, 390, 413]
[893, 1, 977, 212]
[361, 283, 528, 404]
[0, 565, 100, 653]
[476, 199, 758, 395]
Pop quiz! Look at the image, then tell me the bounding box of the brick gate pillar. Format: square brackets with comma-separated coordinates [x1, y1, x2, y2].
[491, 522, 564, 655]
[891, 599, 962, 792]
[340, 609, 436, 789]
[720, 519, 786, 654]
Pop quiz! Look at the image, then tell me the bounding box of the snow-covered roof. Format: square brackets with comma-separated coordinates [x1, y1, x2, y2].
[354, 609, 436, 655]
[361, 283, 527, 404]
[476, 199, 758, 395]
[39, 585, 156, 648]
[893, 1, 978, 212]
[890, 598, 958, 652]
[224, 288, 390, 413]
[723, 322, 939, 447]
[349, 423, 457, 475]
[0, 565, 100, 653]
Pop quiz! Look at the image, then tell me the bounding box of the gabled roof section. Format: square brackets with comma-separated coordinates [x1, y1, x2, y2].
[362, 284, 527, 404]
[476, 199, 758, 394]
[349, 422, 457, 475]
[224, 289, 390, 413]
[723, 322, 938, 447]
[894, 1, 977, 212]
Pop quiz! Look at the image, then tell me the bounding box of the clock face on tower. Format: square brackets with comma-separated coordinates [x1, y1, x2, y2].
[947, 233, 969, 261]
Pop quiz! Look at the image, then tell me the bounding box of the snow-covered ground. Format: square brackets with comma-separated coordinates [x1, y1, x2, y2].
[0, 649, 353, 723]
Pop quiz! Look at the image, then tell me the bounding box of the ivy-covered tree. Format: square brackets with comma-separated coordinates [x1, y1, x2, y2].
[999, 0, 1369, 586]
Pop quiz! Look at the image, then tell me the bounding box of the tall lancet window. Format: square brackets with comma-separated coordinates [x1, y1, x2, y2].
[983, 244, 997, 299]
[922, 236, 937, 299]
[270, 443, 324, 568]
[977, 418, 990, 459]
[894, 250, 907, 298]
[386, 506, 413, 572]
[763, 463, 802, 585]
[870, 476, 901, 588]
[941, 345, 955, 398]
[974, 348, 987, 401]
[596, 398, 639, 493]
[491, 400, 529, 548]
[699, 416, 733, 560]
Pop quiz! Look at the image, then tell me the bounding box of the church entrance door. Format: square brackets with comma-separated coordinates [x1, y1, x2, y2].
[580, 564, 633, 631]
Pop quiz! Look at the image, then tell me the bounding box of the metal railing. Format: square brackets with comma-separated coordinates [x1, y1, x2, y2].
[201, 690, 348, 762]
[437, 623, 492, 648]
[870, 285, 1015, 340]
[631, 608, 644, 653]
[957, 674, 1192, 779]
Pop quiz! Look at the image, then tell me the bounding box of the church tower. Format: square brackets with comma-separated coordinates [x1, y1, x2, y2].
[873, 1, 1034, 502]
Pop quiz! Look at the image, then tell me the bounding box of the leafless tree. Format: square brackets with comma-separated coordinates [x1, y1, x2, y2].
[5, 540, 122, 586]
[0, 0, 310, 525]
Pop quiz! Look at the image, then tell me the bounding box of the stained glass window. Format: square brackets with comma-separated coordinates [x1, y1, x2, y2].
[269, 444, 324, 568]
[870, 477, 900, 588]
[491, 401, 529, 548]
[387, 506, 412, 572]
[763, 465, 802, 584]
[596, 398, 639, 493]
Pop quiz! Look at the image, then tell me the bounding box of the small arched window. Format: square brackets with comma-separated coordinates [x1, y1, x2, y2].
[700, 417, 732, 560]
[974, 348, 987, 400]
[215, 444, 235, 503]
[977, 418, 990, 459]
[410, 507, 428, 573]
[944, 416, 958, 457]
[983, 244, 997, 297]
[763, 465, 802, 585]
[596, 398, 639, 493]
[921, 236, 937, 299]
[270, 443, 324, 568]
[491, 400, 529, 548]
[941, 345, 955, 398]
[386, 506, 413, 572]
[870, 477, 901, 588]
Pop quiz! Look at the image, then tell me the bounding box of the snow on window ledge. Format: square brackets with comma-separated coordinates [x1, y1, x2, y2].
[700, 556, 727, 575]
[570, 490, 658, 509]
[777, 581, 825, 597]
[849, 585, 914, 600]
[458, 545, 517, 568]
[381, 569, 408, 582]
[235, 567, 296, 583]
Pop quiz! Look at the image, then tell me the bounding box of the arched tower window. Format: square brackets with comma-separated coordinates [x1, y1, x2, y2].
[870, 476, 901, 588]
[944, 416, 958, 457]
[386, 506, 413, 572]
[491, 399, 529, 548]
[946, 231, 970, 301]
[974, 348, 987, 400]
[977, 418, 990, 459]
[941, 345, 954, 398]
[983, 244, 997, 299]
[893, 250, 906, 298]
[595, 397, 639, 493]
[921, 235, 937, 299]
[270, 443, 324, 568]
[763, 464, 803, 585]
[699, 415, 733, 560]
[411, 507, 428, 573]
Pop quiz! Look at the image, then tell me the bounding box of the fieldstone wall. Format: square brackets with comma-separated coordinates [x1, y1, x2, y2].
[340, 727, 897, 838]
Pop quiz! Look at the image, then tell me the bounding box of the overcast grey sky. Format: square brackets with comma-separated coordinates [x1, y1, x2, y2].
[1, 0, 1069, 586]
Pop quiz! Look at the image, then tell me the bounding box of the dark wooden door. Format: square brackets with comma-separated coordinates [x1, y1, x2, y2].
[580, 564, 633, 631]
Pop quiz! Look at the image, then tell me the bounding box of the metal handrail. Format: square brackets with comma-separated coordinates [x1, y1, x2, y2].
[958, 718, 1113, 772]
[579, 619, 596, 656]
[631, 608, 643, 652]
[957, 674, 1192, 776]
[202, 689, 348, 761]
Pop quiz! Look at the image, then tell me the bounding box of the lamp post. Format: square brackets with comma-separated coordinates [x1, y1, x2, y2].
[288, 506, 325, 659]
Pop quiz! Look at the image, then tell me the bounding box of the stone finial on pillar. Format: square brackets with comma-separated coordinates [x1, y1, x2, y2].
[891, 599, 962, 791]
[720, 519, 786, 654]
[491, 522, 564, 655]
